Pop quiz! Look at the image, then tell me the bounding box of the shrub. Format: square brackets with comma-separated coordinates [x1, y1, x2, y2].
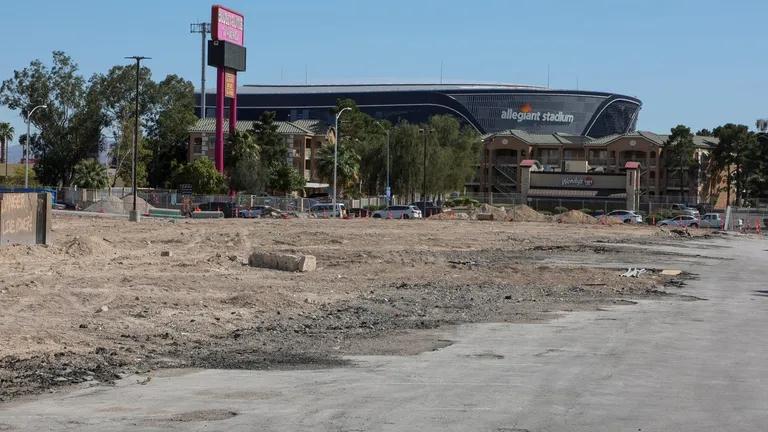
[580, 208, 593, 215]
[540, 210, 553, 216]
[553, 206, 568, 214]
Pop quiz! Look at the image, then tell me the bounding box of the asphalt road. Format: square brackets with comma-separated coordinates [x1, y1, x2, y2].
[2, 236, 766, 431]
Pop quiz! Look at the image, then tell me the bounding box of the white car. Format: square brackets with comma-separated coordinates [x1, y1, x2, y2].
[606, 210, 643, 224]
[657, 215, 700, 228]
[310, 203, 346, 218]
[372, 205, 423, 219]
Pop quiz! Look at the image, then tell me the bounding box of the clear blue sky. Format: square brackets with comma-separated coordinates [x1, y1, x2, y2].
[1, 0, 766, 151]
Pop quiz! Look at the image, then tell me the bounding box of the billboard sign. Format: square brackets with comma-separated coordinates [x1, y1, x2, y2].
[224, 70, 237, 98]
[212, 5, 244, 46]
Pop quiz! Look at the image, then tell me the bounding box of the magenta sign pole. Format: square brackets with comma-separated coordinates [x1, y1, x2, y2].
[210, 4, 245, 174]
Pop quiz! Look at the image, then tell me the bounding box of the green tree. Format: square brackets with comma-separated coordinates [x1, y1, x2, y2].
[695, 128, 713, 137]
[169, 158, 226, 194]
[317, 138, 360, 197]
[0, 51, 106, 185]
[145, 75, 197, 187]
[72, 158, 108, 189]
[226, 130, 265, 193]
[663, 125, 696, 200]
[713, 124, 754, 206]
[332, 99, 387, 195]
[0, 122, 13, 165]
[251, 111, 305, 194]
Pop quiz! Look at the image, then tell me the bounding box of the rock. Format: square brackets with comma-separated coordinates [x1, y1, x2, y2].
[661, 269, 682, 276]
[160, 251, 172, 257]
[476, 213, 494, 221]
[99, 305, 109, 313]
[248, 251, 317, 272]
[79, 323, 89, 329]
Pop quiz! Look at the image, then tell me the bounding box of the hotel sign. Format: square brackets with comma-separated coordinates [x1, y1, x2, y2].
[212, 5, 244, 46]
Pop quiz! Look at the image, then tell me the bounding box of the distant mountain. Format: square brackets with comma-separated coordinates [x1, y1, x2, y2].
[4, 145, 109, 164]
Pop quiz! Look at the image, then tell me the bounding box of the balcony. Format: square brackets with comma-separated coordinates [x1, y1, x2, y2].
[537, 158, 561, 166]
[588, 158, 608, 166]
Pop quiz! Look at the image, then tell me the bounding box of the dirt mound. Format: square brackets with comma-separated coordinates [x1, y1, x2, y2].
[475, 204, 508, 221]
[121, 195, 152, 214]
[60, 236, 116, 257]
[596, 215, 625, 225]
[83, 196, 125, 214]
[507, 204, 548, 222]
[555, 210, 598, 224]
[429, 211, 470, 221]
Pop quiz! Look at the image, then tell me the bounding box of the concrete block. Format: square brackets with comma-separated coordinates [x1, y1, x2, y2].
[248, 251, 317, 272]
[476, 213, 494, 221]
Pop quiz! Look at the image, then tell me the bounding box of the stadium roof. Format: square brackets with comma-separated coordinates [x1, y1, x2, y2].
[237, 83, 548, 95]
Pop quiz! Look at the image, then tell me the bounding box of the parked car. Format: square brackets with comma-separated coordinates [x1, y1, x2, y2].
[372, 205, 423, 219]
[657, 214, 700, 228]
[310, 203, 346, 218]
[348, 208, 372, 218]
[700, 213, 723, 229]
[198, 201, 238, 218]
[606, 210, 644, 224]
[410, 201, 442, 217]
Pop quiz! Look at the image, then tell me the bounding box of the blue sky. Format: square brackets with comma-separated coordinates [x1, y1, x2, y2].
[1, 0, 766, 154]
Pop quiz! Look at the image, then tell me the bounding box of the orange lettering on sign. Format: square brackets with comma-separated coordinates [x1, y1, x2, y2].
[225, 71, 236, 98]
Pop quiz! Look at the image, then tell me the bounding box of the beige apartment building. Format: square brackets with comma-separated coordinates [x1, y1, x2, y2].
[188, 118, 334, 189]
[476, 130, 723, 205]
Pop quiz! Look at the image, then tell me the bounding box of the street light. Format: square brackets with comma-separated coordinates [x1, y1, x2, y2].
[419, 128, 432, 203]
[375, 121, 391, 205]
[25, 104, 47, 188]
[125, 56, 150, 222]
[332, 107, 352, 217]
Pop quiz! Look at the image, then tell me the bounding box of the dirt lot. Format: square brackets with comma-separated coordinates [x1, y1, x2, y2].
[0, 215, 709, 400]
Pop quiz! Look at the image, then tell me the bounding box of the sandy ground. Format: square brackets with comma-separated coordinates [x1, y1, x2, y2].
[0, 215, 707, 400]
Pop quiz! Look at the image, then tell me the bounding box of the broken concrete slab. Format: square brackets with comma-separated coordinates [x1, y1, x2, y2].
[248, 252, 317, 272]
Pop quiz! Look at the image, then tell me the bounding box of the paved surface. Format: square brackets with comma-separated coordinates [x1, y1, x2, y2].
[2, 236, 767, 431]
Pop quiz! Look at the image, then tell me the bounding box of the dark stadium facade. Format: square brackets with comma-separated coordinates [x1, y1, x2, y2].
[196, 84, 642, 138]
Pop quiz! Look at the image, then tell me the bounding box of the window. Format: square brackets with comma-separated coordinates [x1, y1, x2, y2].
[193, 137, 203, 154]
[305, 159, 311, 170]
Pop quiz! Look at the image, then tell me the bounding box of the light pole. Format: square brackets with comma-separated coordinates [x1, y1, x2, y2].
[332, 107, 352, 217]
[190, 22, 210, 118]
[375, 121, 391, 205]
[420, 128, 431, 203]
[125, 56, 150, 222]
[25, 104, 47, 188]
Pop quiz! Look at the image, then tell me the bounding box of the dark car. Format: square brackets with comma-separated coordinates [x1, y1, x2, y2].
[410, 201, 442, 217]
[198, 201, 238, 218]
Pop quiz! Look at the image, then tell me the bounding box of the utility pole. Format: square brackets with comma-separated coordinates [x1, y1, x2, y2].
[375, 122, 391, 205]
[190, 23, 210, 118]
[333, 107, 352, 217]
[25, 105, 47, 188]
[420, 128, 431, 202]
[125, 56, 150, 222]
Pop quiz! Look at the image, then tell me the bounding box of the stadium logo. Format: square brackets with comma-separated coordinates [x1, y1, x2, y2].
[501, 104, 575, 124]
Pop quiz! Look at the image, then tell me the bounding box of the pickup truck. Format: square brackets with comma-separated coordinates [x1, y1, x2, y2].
[700, 213, 723, 229]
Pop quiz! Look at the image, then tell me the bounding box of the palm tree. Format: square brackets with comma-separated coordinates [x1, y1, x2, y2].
[72, 159, 109, 189]
[317, 139, 361, 197]
[0, 122, 15, 179]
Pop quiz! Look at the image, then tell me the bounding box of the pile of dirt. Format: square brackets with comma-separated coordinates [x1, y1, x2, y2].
[475, 203, 509, 221]
[507, 204, 549, 222]
[60, 236, 117, 257]
[429, 211, 471, 221]
[121, 195, 152, 214]
[597, 215, 625, 225]
[83, 196, 125, 214]
[555, 210, 598, 224]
